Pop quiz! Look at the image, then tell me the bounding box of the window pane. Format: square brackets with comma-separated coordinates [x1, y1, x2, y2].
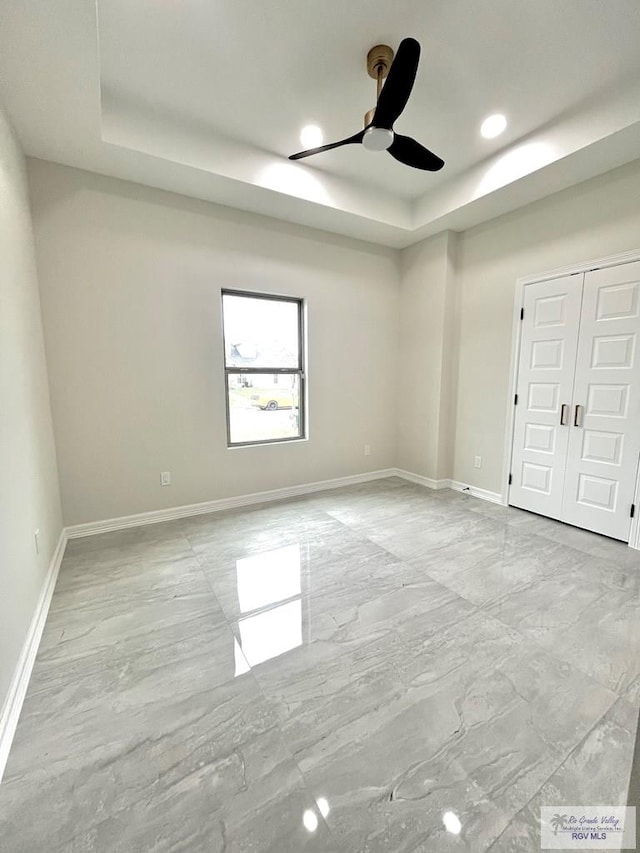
[227, 373, 301, 444]
[223, 293, 300, 368]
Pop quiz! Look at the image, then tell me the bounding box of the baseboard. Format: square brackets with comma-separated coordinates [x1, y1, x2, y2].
[65, 468, 505, 540]
[0, 528, 67, 784]
[394, 469, 505, 505]
[66, 468, 398, 538]
[393, 469, 451, 490]
[449, 480, 506, 505]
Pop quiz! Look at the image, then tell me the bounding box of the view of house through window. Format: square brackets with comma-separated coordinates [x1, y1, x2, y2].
[222, 290, 305, 445]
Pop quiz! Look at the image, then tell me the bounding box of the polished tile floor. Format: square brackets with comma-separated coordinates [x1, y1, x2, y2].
[1, 478, 639, 851]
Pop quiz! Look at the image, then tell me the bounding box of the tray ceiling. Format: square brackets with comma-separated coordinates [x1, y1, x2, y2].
[1, 0, 640, 246]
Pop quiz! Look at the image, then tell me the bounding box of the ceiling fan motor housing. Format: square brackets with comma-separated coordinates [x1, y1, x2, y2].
[362, 126, 394, 151]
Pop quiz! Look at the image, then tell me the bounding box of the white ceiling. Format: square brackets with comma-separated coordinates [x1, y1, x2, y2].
[1, 0, 640, 247]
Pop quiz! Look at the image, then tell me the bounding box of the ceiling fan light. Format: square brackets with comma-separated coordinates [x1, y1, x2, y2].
[480, 114, 507, 139]
[362, 127, 394, 151]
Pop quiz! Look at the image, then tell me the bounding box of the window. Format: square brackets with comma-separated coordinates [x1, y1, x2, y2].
[222, 290, 305, 446]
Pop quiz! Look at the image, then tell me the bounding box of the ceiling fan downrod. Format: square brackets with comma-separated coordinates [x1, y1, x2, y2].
[364, 44, 394, 128]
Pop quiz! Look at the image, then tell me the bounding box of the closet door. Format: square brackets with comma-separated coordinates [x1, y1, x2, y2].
[509, 275, 583, 518]
[561, 261, 640, 541]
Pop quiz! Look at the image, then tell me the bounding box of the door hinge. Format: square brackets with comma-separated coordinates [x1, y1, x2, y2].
[514, 394, 518, 405]
[631, 504, 636, 519]
[508, 474, 513, 485]
[520, 307, 524, 320]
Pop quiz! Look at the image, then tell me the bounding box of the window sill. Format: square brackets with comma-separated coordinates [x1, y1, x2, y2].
[227, 436, 309, 450]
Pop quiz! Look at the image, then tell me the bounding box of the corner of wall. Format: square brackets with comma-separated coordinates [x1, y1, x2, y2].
[435, 231, 461, 481]
[396, 229, 462, 483]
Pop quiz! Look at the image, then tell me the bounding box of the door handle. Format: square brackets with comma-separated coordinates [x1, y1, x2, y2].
[560, 404, 569, 426]
[573, 404, 583, 427]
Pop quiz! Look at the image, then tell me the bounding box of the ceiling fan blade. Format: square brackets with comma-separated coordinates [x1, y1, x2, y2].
[289, 131, 365, 160]
[372, 38, 420, 130]
[388, 134, 444, 171]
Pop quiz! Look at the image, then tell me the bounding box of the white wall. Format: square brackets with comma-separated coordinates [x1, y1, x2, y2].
[455, 158, 640, 494]
[25, 153, 640, 527]
[0, 110, 62, 711]
[28, 160, 400, 526]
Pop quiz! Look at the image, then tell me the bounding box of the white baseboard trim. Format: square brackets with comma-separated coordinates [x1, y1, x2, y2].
[66, 469, 398, 539]
[449, 480, 506, 505]
[63, 468, 505, 541]
[0, 528, 67, 784]
[394, 469, 505, 505]
[393, 469, 451, 490]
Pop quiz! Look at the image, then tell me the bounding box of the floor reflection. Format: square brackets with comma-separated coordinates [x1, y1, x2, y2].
[303, 809, 318, 833]
[236, 544, 301, 612]
[443, 810, 462, 835]
[237, 599, 303, 667]
[234, 544, 305, 669]
[316, 797, 330, 818]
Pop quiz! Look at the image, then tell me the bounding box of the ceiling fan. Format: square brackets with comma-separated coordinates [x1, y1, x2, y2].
[289, 37, 444, 172]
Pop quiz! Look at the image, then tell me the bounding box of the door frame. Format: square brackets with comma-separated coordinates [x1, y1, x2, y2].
[502, 248, 640, 550]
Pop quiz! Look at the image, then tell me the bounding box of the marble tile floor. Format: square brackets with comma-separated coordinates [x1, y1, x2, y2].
[1, 477, 640, 851]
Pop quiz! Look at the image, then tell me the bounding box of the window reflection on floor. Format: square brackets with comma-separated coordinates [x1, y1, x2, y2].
[234, 544, 304, 673]
[236, 544, 301, 613]
[237, 599, 303, 668]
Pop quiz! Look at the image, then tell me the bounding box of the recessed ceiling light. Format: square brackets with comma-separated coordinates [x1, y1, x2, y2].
[300, 124, 324, 149]
[480, 114, 507, 139]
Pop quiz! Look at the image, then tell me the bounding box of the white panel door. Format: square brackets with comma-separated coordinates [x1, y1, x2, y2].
[561, 262, 640, 541]
[509, 275, 584, 518]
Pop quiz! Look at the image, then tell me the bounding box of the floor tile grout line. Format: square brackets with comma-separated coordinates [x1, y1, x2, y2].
[462, 501, 640, 569]
[314, 503, 496, 657]
[485, 690, 626, 852]
[479, 601, 632, 701]
[181, 515, 346, 844]
[295, 493, 633, 690]
[180, 512, 343, 847]
[175, 493, 433, 841]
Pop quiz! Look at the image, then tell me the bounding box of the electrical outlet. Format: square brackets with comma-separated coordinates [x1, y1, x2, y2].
[34, 529, 40, 555]
[474, 456, 482, 469]
[160, 471, 171, 486]
[364, 444, 371, 457]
